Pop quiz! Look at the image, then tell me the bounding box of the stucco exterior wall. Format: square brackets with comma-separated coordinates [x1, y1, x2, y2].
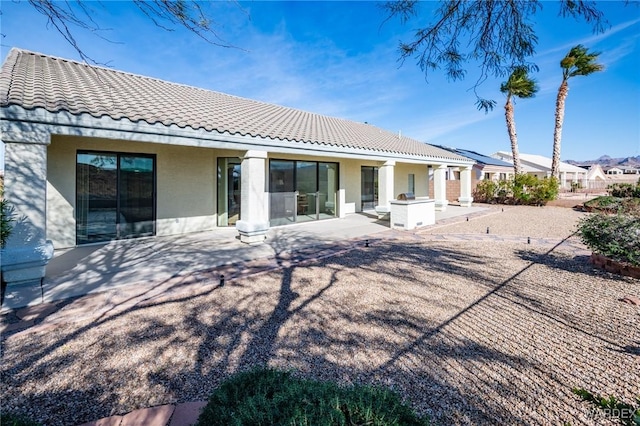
[47, 136, 218, 248]
[44, 136, 456, 248]
[393, 163, 429, 198]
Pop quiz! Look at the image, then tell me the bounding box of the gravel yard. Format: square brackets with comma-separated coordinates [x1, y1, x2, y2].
[1, 206, 638, 425]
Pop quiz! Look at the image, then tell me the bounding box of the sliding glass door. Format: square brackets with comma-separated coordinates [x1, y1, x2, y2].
[217, 158, 242, 227]
[296, 161, 318, 223]
[361, 166, 378, 210]
[269, 159, 338, 226]
[269, 160, 296, 225]
[76, 151, 155, 244]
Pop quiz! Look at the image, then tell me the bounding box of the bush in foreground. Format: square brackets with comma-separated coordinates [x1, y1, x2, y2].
[578, 213, 640, 267]
[0, 413, 42, 426]
[196, 368, 429, 426]
[572, 388, 640, 426]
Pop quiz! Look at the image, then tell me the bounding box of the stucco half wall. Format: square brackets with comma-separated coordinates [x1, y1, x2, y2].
[47, 136, 219, 248]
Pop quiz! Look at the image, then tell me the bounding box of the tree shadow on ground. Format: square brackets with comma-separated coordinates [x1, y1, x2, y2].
[1, 232, 634, 425]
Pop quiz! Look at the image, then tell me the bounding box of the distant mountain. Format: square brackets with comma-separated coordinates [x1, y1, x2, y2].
[566, 155, 640, 168]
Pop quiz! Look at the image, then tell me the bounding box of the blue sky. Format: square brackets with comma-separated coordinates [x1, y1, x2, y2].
[1, 0, 639, 166]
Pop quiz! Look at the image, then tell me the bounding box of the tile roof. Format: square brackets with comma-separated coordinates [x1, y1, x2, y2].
[1, 48, 469, 162]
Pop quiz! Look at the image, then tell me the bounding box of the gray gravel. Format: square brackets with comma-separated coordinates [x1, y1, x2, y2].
[1, 206, 638, 426]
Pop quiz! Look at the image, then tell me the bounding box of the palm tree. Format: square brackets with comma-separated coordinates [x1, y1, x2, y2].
[552, 45, 604, 179]
[500, 67, 539, 175]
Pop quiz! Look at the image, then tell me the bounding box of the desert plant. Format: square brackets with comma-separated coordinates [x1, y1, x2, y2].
[530, 176, 560, 205]
[495, 179, 513, 204]
[0, 412, 43, 426]
[197, 368, 429, 426]
[512, 173, 537, 204]
[608, 182, 640, 198]
[1, 189, 16, 248]
[577, 213, 640, 266]
[473, 175, 558, 205]
[584, 197, 640, 215]
[572, 388, 640, 426]
[473, 179, 499, 203]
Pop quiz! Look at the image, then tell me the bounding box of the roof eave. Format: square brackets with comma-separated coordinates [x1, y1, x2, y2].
[1, 106, 474, 165]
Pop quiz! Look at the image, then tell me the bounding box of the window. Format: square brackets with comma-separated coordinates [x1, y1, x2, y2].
[76, 151, 155, 244]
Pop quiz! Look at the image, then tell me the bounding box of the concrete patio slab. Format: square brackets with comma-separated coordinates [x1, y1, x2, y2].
[120, 405, 175, 426]
[168, 401, 207, 426]
[1, 206, 488, 312]
[78, 415, 123, 426]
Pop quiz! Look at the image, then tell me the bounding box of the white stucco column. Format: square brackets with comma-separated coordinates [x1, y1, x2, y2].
[374, 160, 395, 218]
[448, 167, 457, 180]
[1, 141, 55, 309]
[236, 150, 269, 244]
[458, 165, 474, 207]
[433, 164, 448, 211]
[560, 171, 567, 188]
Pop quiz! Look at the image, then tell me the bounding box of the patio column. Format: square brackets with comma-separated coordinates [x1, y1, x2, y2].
[236, 150, 269, 244]
[458, 165, 474, 207]
[1, 140, 55, 309]
[433, 164, 448, 211]
[560, 171, 567, 189]
[375, 160, 395, 218]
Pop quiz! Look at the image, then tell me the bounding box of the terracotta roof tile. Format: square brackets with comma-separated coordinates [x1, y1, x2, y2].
[1, 48, 469, 162]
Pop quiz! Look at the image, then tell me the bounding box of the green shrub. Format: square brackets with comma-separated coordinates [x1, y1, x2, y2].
[196, 368, 429, 426]
[472, 175, 558, 205]
[572, 388, 640, 426]
[473, 179, 498, 203]
[0, 413, 43, 426]
[577, 213, 640, 266]
[529, 176, 559, 205]
[608, 182, 640, 198]
[584, 197, 640, 215]
[495, 179, 513, 204]
[1, 189, 16, 248]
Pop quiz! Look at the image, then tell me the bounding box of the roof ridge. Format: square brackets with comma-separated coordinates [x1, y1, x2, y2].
[0, 48, 22, 105]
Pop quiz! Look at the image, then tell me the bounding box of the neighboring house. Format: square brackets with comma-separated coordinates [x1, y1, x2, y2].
[586, 164, 607, 182]
[621, 166, 640, 175]
[437, 147, 514, 181]
[0, 48, 475, 296]
[606, 167, 624, 175]
[491, 151, 588, 189]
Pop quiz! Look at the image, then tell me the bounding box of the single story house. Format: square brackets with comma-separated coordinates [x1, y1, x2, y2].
[586, 164, 607, 182]
[491, 151, 588, 189]
[0, 48, 474, 295]
[605, 167, 623, 175]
